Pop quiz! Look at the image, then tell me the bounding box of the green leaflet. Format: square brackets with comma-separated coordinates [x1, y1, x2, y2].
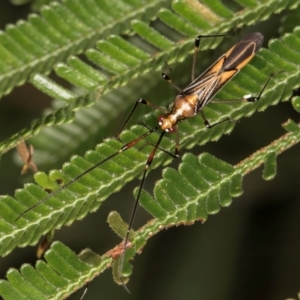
[0, 0, 164, 98]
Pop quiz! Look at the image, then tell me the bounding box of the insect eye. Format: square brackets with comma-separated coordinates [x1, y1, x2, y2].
[158, 115, 164, 123]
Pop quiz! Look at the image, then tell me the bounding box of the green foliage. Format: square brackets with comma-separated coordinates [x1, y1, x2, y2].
[1, 0, 300, 299]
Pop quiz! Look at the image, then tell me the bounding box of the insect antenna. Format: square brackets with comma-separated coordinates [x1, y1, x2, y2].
[15, 125, 161, 222]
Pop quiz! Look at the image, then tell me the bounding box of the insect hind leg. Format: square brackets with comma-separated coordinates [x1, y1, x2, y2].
[211, 72, 276, 104]
[202, 73, 276, 128]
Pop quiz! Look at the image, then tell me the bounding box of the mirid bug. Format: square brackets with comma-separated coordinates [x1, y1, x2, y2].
[16, 141, 38, 174]
[16, 32, 272, 291]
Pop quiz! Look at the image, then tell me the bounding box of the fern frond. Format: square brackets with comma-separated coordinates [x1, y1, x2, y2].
[0, 0, 293, 156]
[0, 27, 299, 257]
[1, 119, 299, 299]
[0, 0, 167, 98]
[1, 1, 300, 298]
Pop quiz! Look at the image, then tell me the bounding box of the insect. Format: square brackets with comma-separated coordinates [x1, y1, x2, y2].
[16, 32, 272, 291]
[16, 140, 38, 174]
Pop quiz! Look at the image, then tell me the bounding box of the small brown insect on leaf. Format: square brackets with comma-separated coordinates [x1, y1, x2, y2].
[16, 141, 38, 174]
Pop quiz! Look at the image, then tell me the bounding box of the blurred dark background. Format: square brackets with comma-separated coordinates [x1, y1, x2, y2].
[0, 2, 300, 300]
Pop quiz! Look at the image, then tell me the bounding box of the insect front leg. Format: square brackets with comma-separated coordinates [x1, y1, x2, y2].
[116, 98, 167, 139]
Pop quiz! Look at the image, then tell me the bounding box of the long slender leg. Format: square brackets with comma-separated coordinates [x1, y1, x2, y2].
[162, 72, 182, 92]
[192, 33, 232, 81]
[116, 98, 168, 138]
[15, 125, 161, 221]
[212, 73, 275, 104]
[161, 60, 183, 92]
[79, 284, 89, 300]
[199, 110, 234, 129]
[175, 126, 180, 157]
[142, 143, 178, 158]
[118, 131, 166, 291]
[162, 34, 232, 91]
[118, 125, 181, 291]
[202, 73, 275, 128]
[145, 125, 180, 158]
